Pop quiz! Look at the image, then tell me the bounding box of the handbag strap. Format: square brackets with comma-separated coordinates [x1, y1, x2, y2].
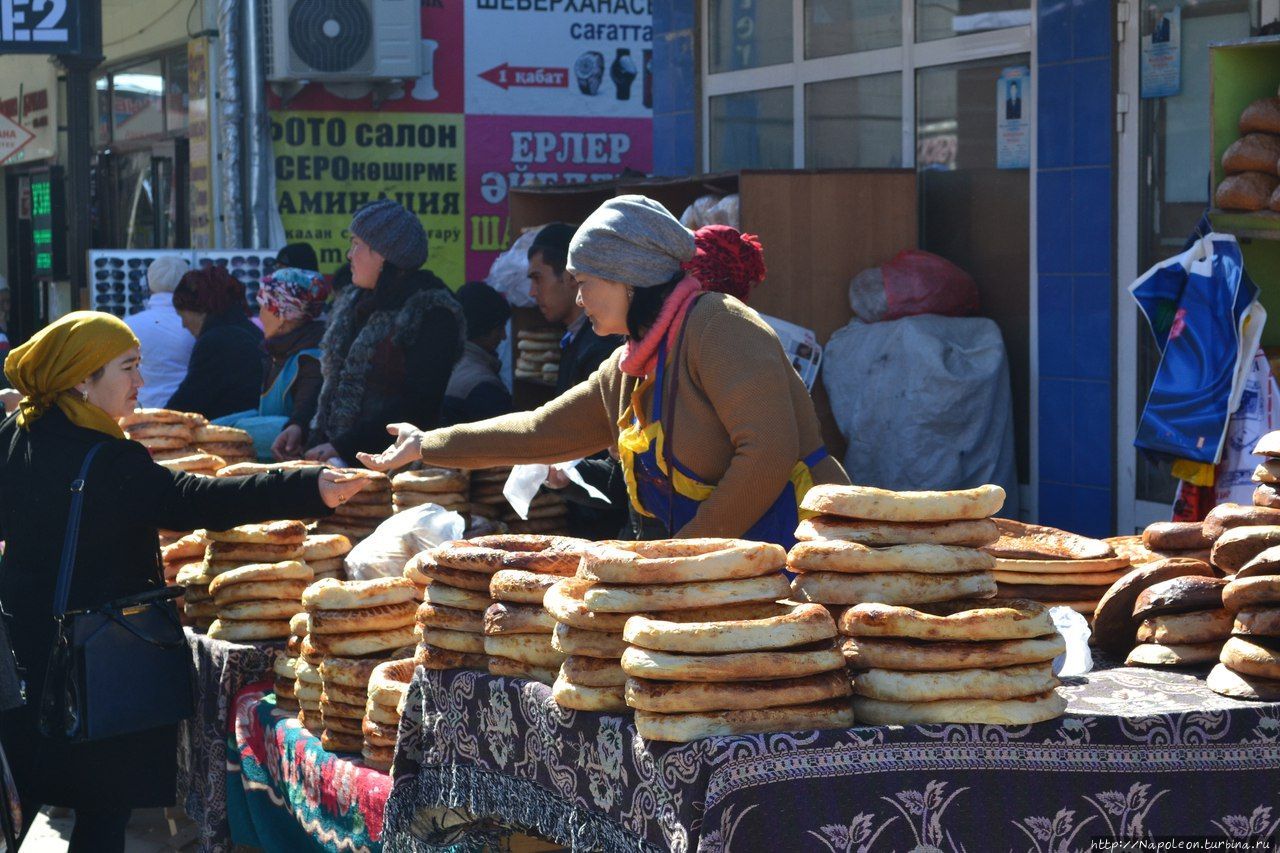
[53, 443, 105, 617]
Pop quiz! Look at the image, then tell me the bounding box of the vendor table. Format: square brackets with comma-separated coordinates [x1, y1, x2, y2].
[226, 683, 393, 852]
[177, 629, 281, 853]
[383, 663, 1280, 852]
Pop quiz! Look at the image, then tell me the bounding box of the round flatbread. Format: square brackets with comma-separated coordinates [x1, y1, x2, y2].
[634, 699, 854, 742]
[483, 602, 557, 635]
[320, 731, 363, 754]
[217, 599, 303, 621]
[207, 618, 292, 641]
[791, 571, 996, 606]
[406, 553, 492, 591]
[852, 690, 1065, 726]
[483, 633, 566, 668]
[852, 662, 1058, 702]
[318, 657, 383, 690]
[583, 574, 790, 613]
[1224, 576, 1280, 612]
[414, 642, 488, 671]
[550, 677, 628, 712]
[1125, 641, 1223, 667]
[1220, 636, 1280, 679]
[787, 541, 994, 575]
[795, 516, 1000, 547]
[992, 556, 1130, 575]
[1135, 609, 1233, 645]
[213, 580, 308, 606]
[309, 600, 418, 635]
[486, 656, 559, 684]
[991, 569, 1129, 586]
[622, 603, 835, 654]
[1233, 608, 1280, 637]
[208, 561, 313, 594]
[422, 627, 487, 655]
[393, 468, 470, 493]
[551, 623, 628, 658]
[799, 483, 1005, 522]
[560, 656, 627, 687]
[489, 569, 563, 604]
[303, 577, 418, 610]
[1206, 662, 1280, 701]
[621, 643, 845, 682]
[839, 599, 1054, 642]
[304, 534, 352, 561]
[542, 578, 632, 632]
[207, 520, 307, 546]
[416, 601, 486, 633]
[308, 625, 418, 657]
[421, 581, 493, 611]
[368, 659, 415, 707]
[625, 670, 851, 713]
[578, 540, 787, 585]
[842, 634, 1065, 671]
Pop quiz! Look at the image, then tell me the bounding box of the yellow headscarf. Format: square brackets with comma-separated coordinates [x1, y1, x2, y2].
[4, 311, 140, 439]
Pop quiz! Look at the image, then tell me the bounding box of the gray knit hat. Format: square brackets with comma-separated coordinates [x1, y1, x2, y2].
[349, 199, 428, 270]
[567, 195, 695, 288]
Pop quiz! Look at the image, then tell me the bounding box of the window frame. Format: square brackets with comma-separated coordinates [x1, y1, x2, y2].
[700, 0, 1033, 171]
[92, 46, 191, 151]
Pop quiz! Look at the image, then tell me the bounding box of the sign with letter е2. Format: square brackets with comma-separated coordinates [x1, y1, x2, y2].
[0, 0, 81, 54]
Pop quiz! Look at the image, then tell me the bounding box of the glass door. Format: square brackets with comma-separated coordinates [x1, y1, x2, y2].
[1118, 0, 1260, 532]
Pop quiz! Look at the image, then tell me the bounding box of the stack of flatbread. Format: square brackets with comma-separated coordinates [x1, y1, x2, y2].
[789, 485, 1004, 609]
[984, 518, 1130, 616]
[176, 563, 217, 630]
[515, 329, 562, 384]
[622, 601, 852, 741]
[1140, 521, 1215, 565]
[486, 539, 587, 685]
[392, 467, 470, 516]
[156, 453, 226, 477]
[301, 577, 420, 754]
[467, 467, 571, 536]
[303, 533, 351, 582]
[468, 467, 512, 520]
[1252, 433, 1280, 512]
[362, 658, 413, 772]
[272, 613, 308, 713]
[119, 408, 207, 461]
[1208, 543, 1280, 701]
[202, 521, 311, 641]
[192, 424, 255, 465]
[1124, 575, 1231, 668]
[841, 598, 1067, 724]
[316, 471, 393, 542]
[163, 531, 207, 585]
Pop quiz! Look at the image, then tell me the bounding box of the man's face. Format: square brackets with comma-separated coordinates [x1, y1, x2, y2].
[528, 251, 577, 325]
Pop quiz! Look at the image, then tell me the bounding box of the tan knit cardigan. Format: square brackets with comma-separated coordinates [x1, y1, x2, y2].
[418, 293, 849, 537]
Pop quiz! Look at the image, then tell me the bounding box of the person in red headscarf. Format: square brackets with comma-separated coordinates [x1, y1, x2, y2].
[683, 225, 767, 303]
[166, 267, 264, 418]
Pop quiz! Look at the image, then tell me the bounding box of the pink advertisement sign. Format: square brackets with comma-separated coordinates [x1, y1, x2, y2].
[464, 114, 652, 280]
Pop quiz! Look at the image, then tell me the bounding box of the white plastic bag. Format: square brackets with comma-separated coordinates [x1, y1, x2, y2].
[344, 504, 466, 579]
[1050, 607, 1093, 676]
[1214, 347, 1280, 507]
[504, 461, 610, 519]
[485, 229, 540, 308]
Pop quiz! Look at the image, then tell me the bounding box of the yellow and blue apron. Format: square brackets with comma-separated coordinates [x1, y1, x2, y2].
[212, 347, 320, 460]
[617, 338, 828, 548]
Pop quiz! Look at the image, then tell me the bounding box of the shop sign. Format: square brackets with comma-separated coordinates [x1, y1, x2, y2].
[0, 0, 81, 54]
[0, 80, 57, 163]
[0, 111, 34, 165]
[28, 166, 66, 278]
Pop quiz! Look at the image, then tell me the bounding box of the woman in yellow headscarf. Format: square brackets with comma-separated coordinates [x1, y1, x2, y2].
[0, 312, 366, 852]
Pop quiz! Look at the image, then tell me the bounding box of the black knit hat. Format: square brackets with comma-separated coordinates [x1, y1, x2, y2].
[457, 281, 511, 340]
[349, 200, 428, 270]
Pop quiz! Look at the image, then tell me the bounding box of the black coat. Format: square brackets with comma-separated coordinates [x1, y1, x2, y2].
[167, 309, 265, 419]
[0, 408, 329, 809]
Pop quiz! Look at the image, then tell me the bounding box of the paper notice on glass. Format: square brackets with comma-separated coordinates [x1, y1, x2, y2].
[505, 461, 610, 520]
[996, 66, 1030, 170]
[1141, 6, 1181, 99]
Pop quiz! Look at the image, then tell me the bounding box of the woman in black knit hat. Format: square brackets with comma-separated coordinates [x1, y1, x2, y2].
[299, 199, 465, 464]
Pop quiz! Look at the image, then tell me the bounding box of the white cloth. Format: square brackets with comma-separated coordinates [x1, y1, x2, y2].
[125, 293, 195, 408]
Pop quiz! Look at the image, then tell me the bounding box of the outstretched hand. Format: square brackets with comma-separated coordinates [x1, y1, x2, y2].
[317, 468, 371, 508]
[356, 423, 426, 472]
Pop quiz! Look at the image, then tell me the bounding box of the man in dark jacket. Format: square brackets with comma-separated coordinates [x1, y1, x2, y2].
[305, 200, 465, 464]
[527, 222, 628, 538]
[441, 281, 513, 425]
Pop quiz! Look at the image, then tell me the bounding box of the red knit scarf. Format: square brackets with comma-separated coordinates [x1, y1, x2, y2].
[619, 275, 704, 378]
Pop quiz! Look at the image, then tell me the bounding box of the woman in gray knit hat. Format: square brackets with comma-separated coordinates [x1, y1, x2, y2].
[362, 195, 847, 547]
[295, 199, 466, 482]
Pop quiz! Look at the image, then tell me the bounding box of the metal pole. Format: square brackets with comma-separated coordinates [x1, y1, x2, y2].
[58, 1, 104, 313]
[241, 0, 270, 248]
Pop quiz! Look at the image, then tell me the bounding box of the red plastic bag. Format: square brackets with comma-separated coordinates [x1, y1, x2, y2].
[880, 250, 979, 320]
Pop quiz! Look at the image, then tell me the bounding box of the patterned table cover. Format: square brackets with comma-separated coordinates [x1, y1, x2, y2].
[177, 629, 282, 853]
[382, 662, 1280, 853]
[226, 684, 393, 853]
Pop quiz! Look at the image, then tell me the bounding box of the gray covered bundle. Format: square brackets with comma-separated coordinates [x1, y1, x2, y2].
[822, 314, 1020, 519]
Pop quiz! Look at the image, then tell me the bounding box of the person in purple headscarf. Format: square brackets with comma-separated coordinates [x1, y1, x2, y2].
[210, 268, 330, 460]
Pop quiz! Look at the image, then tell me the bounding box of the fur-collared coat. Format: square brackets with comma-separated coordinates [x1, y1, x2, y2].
[312, 268, 465, 460]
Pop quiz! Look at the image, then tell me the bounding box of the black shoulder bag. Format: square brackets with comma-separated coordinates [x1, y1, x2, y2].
[38, 443, 195, 742]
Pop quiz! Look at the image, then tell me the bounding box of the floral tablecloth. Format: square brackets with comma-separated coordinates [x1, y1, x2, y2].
[383, 662, 1280, 852]
[226, 684, 393, 853]
[177, 630, 282, 853]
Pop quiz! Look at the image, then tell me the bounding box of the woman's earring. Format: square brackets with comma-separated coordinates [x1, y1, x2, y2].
[80, 390, 89, 402]
[626, 286, 635, 304]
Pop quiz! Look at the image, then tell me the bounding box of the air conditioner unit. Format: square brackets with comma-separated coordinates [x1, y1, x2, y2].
[265, 0, 422, 82]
